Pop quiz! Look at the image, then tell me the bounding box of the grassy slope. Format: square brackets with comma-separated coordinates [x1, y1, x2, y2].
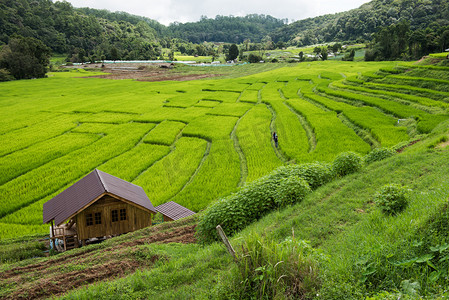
[0, 120, 444, 299]
[2, 61, 449, 298]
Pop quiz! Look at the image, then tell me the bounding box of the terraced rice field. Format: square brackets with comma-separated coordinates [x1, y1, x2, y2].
[1, 61, 448, 239]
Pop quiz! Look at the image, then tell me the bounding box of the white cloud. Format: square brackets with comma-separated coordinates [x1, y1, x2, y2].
[64, 0, 371, 25]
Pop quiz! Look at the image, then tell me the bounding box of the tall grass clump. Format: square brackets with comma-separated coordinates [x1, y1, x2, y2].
[224, 233, 324, 299]
[332, 151, 363, 177]
[364, 147, 396, 165]
[0, 239, 47, 263]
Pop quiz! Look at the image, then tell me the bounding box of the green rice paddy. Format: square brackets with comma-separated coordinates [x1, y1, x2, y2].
[1, 60, 448, 239]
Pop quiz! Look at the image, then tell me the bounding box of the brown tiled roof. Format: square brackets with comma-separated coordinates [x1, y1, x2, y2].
[155, 201, 196, 221]
[43, 169, 156, 226]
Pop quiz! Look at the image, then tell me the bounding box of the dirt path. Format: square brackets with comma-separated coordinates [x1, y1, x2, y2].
[0, 222, 196, 299]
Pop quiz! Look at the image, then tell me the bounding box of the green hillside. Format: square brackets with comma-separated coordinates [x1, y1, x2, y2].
[3, 60, 449, 240]
[2, 0, 449, 59]
[2, 0, 449, 297]
[273, 0, 449, 47]
[1, 102, 449, 299]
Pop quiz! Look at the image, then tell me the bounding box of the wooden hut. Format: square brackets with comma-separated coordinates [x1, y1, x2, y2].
[43, 169, 156, 250]
[155, 201, 196, 222]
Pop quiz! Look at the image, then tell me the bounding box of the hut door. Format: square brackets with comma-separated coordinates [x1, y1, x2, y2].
[83, 209, 105, 239]
[108, 205, 128, 235]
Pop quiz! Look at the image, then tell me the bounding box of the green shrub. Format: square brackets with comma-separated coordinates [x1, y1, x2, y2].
[374, 184, 409, 215]
[332, 152, 363, 177]
[197, 162, 333, 243]
[272, 162, 334, 190]
[275, 176, 311, 207]
[364, 147, 396, 164]
[0, 68, 13, 81]
[196, 173, 280, 244]
[248, 53, 262, 63]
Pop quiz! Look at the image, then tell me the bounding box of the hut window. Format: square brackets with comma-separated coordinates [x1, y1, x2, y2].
[111, 210, 118, 222]
[94, 212, 102, 225]
[86, 213, 93, 226]
[120, 208, 127, 221]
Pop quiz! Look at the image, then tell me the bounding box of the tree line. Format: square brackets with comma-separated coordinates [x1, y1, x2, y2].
[1, 0, 449, 81]
[272, 0, 449, 46]
[366, 21, 449, 61]
[0, 0, 286, 60]
[168, 14, 287, 44]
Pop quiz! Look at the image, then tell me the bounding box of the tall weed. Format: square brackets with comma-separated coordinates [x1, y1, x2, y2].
[224, 233, 324, 299]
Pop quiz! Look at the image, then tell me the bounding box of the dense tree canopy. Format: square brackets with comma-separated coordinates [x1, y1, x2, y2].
[0, 0, 163, 61]
[226, 44, 239, 61]
[169, 14, 287, 44]
[273, 0, 449, 46]
[365, 20, 446, 61]
[1, 0, 448, 68]
[0, 35, 51, 80]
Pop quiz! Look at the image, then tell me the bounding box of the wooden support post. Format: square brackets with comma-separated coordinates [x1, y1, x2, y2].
[63, 229, 66, 251]
[50, 221, 55, 250]
[216, 225, 236, 260]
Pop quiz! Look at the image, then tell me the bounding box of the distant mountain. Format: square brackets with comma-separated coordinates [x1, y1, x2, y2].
[272, 0, 449, 45]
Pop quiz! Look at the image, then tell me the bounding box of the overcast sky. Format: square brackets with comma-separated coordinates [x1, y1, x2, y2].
[64, 0, 372, 25]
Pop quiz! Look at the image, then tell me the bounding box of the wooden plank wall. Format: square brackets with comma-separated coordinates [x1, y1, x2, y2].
[76, 195, 152, 240]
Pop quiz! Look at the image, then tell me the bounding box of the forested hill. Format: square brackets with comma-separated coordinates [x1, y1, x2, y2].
[0, 0, 164, 59]
[2, 0, 449, 59]
[0, 0, 286, 58]
[168, 15, 287, 44]
[272, 0, 449, 45]
[76, 7, 169, 37]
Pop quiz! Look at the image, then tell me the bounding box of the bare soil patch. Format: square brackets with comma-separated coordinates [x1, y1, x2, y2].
[0, 223, 196, 299]
[396, 139, 421, 153]
[436, 140, 449, 149]
[66, 63, 221, 81]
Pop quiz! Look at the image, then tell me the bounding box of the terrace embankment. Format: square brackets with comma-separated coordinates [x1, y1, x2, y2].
[0, 217, 197, 300]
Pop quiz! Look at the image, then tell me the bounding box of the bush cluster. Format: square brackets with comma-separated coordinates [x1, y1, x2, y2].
[197, 153, 370, 243]
[374, 184, 409, 215]
[196, 176, 279, 244]
[332, 151, 363, 177]
[275, 176, 311, 207]
[197, 162, 334, 244]
[272, 162, 334, 190]
[364, 147, 396, 164]
[247, 53, 263, 63]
